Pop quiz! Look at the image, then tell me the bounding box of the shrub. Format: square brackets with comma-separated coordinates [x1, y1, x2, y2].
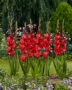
[50, 2, 72, 33]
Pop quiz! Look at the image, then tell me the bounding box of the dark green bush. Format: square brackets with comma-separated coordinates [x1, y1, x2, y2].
[50, 2, 72, 33]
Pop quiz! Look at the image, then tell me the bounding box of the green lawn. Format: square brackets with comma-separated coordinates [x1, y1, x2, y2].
[0, 56, 72, 76]
[0, 57, 23, 77]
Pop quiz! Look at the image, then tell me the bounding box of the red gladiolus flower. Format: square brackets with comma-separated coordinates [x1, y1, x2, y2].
[22, 48, 28, 54]
[19, 30, 51, 60]
[6, 35, 17, 56]
[36, 33, 41, 38]
[43, 38, 48, 43]
[22, 34, 27, 40]
[42, 32, 51, 54]
[30, 33, 34, 38]
[6, 47, 12, 52]
[37, 29, 42, 35]
[28, 43, 33, 49]
[12, 44, 17, 49]
[44, 33, 49, 38]
[42, 51, 49, 59]
[34, 51, 41, 58]
[28, 51, 33, 58]
[36, 30, 42, 39]
[19, 45, 25, 50]
[20, 39, 25, 44]
[54, 31, 67, 55]
[7, 35, 14, 41]
[20, 54, 26, 61]
[7, 36, 11, 41]
[27, 34, 31, 39]
[31, 48, 36, 53]
[9, 50, 15, 56]
[33, 38, 39, 44]
[35, 45, 41, 51]
[46, 46, 51, 52]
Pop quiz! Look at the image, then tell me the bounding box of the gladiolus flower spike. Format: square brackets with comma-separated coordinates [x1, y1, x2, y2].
[6, 35, 17, 56]
[54, 30, 67, 55]
[19, 29, 51, 61]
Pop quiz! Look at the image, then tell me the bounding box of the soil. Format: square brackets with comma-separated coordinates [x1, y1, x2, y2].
[48, 74, 62, 83]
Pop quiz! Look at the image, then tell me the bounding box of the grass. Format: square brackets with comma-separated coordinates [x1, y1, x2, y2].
[0, 57, 56, 75]
[0, 57, 9, 74]
[0, 57, 23, 77]
[0, 56, 72, 76]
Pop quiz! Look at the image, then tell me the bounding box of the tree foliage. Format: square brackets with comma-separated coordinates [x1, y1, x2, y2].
[50, 2, 72, 33]
[1, 0, 70, 33]
[68, 0, 72, 6]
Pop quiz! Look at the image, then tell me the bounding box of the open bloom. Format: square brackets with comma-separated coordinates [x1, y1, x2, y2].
[28, 51, 33, 58]
[34, 51, 41, 58]
[42, 51, 49, 59]
[9, 50, 15, 56]
[20, 54, 26, 61]
[19, 30, 51, 61]
[54, 30, 67, 55]
[6, 35, 17, 56]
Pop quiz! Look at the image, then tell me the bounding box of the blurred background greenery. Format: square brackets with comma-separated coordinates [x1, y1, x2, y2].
[0, 0, 72, 33]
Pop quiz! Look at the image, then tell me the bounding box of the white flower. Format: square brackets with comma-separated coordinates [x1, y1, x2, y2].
[19, 27, 21, 30]
[23, 27, 25, 30]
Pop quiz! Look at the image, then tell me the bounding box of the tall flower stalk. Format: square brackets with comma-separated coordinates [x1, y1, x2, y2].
[19, 21, 31, 90]
[19, 19, 52, 81]
[6, 20, 19, 76]
[43, 21, 52, 77]
[53, 19, 67, 79]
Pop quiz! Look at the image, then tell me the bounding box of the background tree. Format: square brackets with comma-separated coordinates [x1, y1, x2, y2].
[67, 0, 72, 6]
[1, 0, 70, 33]
[50, 2, 72, 33]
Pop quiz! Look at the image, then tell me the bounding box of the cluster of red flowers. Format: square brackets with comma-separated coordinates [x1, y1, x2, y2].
[6, 29, 67, 60]
[20, 30, 51, 61]
[6, 35, 17, 56]
[54, 30, 67, 55]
